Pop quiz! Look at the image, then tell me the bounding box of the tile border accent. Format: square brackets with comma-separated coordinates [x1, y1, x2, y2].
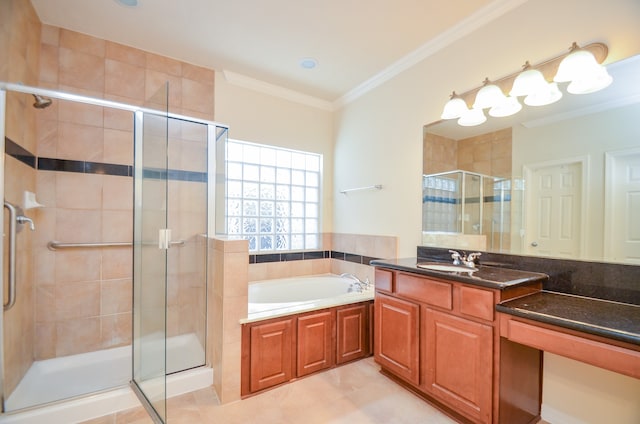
[38, 157, 132, 176]
[5, 136, 206, 181]
[5, 137, 36, 168]
[422, 194, 512, 204]
[250, 250, 380, 266]
[143, 168, 208, 183]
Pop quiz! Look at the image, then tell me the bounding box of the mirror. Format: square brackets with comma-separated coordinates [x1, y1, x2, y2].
[422, 54, 640, 265]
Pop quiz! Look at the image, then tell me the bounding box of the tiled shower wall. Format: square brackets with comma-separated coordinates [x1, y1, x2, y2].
[31, 21, 214, 359]
[457, 128, 512, 251]
[166, 119, 209, 344]
[423, 128, 512, 251]
[456, 127, 512, 177]
[0, 0, 40, 398]
[423, 127, 512, 177]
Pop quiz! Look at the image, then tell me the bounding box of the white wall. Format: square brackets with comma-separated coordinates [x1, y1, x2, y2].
[542, 353, 640, 424]
[331, 0, 640, 422]
[214, 71, 335, 231]
[334, 0, 640, 257]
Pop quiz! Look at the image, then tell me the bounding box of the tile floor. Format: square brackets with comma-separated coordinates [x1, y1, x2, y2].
[81, 358, 459, 424]
[82, 358, 551, 424]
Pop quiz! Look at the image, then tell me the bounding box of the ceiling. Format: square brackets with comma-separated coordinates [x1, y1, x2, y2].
[30, 0, 524, 105]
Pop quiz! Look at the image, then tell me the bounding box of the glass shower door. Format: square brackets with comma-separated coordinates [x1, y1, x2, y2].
[132, 84, 169, 422]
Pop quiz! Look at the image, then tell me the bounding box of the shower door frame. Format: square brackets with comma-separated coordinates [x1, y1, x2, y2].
[0, 81, 228, 416]
[0, 88, 7, 411]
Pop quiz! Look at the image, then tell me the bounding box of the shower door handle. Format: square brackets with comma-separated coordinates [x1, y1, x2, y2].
[3, 201, 17, 311]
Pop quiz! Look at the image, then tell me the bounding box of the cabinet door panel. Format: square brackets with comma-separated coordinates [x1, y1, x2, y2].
[375, 268, 393, 293]
[459, 286, 494, 321]
[396, 273, 452, 309]
[337, 304, 369, 364]
[425, 308, 493, 424]
[374, 293, 420, 385]
[297, 310, 334, 377]
[250, 318, 293, 392]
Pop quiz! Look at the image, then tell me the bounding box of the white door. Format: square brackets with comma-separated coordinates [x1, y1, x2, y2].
[525, 160, 583, 258]
[605, 148, 640, 264]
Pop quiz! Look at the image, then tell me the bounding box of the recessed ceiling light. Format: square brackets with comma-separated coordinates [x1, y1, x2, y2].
[114, 0, 139, 7]
[300, 58, 318, 70]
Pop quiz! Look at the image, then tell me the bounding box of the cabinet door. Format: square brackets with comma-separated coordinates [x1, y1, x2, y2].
[424, 308, 493, 424]
[250, 318, 294, 392]
[374, 293, 420, 385]
[337, 304, 369, 365]
[297, 310, 335, 377]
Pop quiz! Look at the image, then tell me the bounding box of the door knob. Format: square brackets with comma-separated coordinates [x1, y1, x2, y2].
[531, 241, 538, 247]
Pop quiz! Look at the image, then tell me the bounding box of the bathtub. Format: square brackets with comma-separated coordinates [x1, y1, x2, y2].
[242, 274, 374, 323]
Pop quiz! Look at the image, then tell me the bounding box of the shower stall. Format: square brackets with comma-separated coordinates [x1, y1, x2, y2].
[422, 170, 513, 252]
[0, 82, 228, 422]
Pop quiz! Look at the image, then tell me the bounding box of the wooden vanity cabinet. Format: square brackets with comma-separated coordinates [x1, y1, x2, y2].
[374, 268, 539, 424]
[242, 301, 373, 396]
[374, 293, 420, 384]
[424, 308, 493, 424]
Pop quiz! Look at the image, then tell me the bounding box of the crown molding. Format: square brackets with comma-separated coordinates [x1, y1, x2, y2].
[222, 70, 334, 111]
[333, 0, 530, 109]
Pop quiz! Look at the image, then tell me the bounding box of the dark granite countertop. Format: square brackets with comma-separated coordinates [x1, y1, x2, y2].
[497, 291, 640, 346]
[370, 257, 548, 290]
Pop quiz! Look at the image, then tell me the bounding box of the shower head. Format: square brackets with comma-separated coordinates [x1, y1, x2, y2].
[32, 94, 53, 109]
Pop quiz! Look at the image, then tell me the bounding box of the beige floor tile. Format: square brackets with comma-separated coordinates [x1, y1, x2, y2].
[86, 358, 461, 424]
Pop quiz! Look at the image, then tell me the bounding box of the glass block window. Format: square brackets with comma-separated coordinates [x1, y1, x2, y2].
[226, 139, 322, 252]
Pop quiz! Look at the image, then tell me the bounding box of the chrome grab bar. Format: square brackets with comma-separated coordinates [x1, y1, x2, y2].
[47, 240, 186, 251]
[4, 201, 17, 311]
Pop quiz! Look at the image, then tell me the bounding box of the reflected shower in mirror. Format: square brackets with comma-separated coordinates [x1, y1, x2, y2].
[422, 54, 640, 265]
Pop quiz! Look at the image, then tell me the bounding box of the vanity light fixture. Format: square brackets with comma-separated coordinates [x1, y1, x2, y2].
[554, 42, 612, 94]
[472, 78, 506, 110]
[510, 62, 548, 97]
[524, 81, 563, 106]
[440, 41, 611, 127]
[511, 61, 562, 107]
[489, 95, 522, 118]
[458, 107, 487, 127]
[440, 91, 468, 119]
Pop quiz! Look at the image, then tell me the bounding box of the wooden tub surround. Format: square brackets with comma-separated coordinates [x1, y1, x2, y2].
[371, 257, 640, 424]
[241, 301, 373, 396]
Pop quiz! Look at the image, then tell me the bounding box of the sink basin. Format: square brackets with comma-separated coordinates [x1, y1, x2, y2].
[417, 262, 478, 273]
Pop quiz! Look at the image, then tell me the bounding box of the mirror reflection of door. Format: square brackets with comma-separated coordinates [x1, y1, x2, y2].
[524, 159, 585, 258]
[605, 148, 640, 264]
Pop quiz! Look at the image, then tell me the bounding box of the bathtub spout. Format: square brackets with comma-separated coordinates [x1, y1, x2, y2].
[340, 273, 363, 284]
[341, 273, 371, 292]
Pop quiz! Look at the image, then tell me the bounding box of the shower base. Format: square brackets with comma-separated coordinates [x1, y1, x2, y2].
[3, 333, 209, 423]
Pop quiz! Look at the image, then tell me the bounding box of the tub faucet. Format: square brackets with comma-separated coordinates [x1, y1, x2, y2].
[341, 273, 371, 292]
[17, 215, 35, 231]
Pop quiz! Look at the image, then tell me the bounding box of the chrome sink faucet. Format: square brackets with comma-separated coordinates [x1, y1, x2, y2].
[448, 250, 481, 268]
